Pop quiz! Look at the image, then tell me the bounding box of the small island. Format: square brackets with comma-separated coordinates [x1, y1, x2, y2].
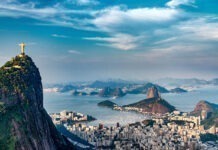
[99, 87, 126, 98]
[170, 87, 188, 93]
[71, 90, 88, 96]
[97, 100, 118, 109]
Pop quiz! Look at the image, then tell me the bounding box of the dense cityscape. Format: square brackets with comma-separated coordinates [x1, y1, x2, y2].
[51, 109, 218, 149]
[50, 87, 218, 149]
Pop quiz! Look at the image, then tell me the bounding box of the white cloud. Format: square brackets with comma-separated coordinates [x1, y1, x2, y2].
[134, 43, 214, 65]
[84, 6, 182, 50]
[84, 33, 145, 50]
[68, 50, 81, 54]
[0, 0, 217, 53]
[166, 0, 195, 8]
[154, 37, 178, 44]
[92, 6, 181, 32]
[0, 1, 182, 33]
[52, 34, 69, 38]
[176, 18, 218, 41]
[68, 0, 99, 6]
[0, 1, 94, 21]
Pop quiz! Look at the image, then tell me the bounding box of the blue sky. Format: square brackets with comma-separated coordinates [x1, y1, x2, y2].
[0, 0, 218, 83]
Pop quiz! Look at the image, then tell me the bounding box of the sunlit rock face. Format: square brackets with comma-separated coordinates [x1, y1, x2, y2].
[147, 86, 161, 99]
[0, 55, 74, 150]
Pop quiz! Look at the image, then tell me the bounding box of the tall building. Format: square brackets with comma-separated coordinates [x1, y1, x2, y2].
[201, 110, 208, 120]
[99, 123, 104, 130]
[117, 122, 120, 128]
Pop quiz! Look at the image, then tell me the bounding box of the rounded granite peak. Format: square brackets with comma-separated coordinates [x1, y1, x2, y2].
[0, 54, 43, 108]
[147, 86, 161, 99]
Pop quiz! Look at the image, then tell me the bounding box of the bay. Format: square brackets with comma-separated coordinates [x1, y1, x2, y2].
[44, 86, 218, 126]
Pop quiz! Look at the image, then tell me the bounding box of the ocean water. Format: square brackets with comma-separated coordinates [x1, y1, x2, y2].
[44, 86, 218, 126]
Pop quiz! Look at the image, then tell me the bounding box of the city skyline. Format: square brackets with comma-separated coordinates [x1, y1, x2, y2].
[0, 0, 218, 83]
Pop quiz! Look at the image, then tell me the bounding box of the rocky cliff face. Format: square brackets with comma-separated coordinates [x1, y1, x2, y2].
[0, 55, 74, 150]
[191, 101, 218, 129]
[147, 86, 161, 99]
[191, 101, 218, 115]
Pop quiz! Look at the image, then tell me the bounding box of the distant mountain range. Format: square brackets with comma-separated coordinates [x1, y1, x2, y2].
[44, 77, 218, 97]
[154, 77, 218, 87]
[54, 82, 172, 98]
[126, 83, 169, 94]
[45, 77, 218, 92]
[89, 79, 133, 88]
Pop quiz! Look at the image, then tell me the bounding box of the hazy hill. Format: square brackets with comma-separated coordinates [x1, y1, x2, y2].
[191, 101, 218, 115]
[191, 101, 218, 129]
[89, 80, 132, 88]
[127, 83, 169, 94]
[170, 88, 188, 93]
[210, 78, 218, 85]
[99, 87, 126, 97]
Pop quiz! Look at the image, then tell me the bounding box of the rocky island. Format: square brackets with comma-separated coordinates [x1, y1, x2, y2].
[124, 86, 176, 114]
[98, 87, 126, 98]
[97, 100, 117, 109]
[170, 87, 188, 93]
[0, 51, 74, 149]
[71, 90, 88, 96]
[97, 86, 176, 114]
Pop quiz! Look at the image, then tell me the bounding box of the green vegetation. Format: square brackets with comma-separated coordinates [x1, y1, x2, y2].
[0, 55, 41, 104]
[0, 55, 41, 149]
[0, 109, 15, 149]
[0, 103, 6, 113]
[0, 105, 30, 149]
[98, 100, 117, 108]
[201, 111, 218, 129]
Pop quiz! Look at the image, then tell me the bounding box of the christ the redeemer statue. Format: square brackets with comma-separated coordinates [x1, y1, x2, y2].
[19, 42, 26, 55]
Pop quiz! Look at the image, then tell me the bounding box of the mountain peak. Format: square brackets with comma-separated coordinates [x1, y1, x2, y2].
[0, 54, 74, 149]
[0, 55, 43, 108]
[192, 100, 218, 114]
[147, 86, 161, 99]
[125, 86, 175, 114]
